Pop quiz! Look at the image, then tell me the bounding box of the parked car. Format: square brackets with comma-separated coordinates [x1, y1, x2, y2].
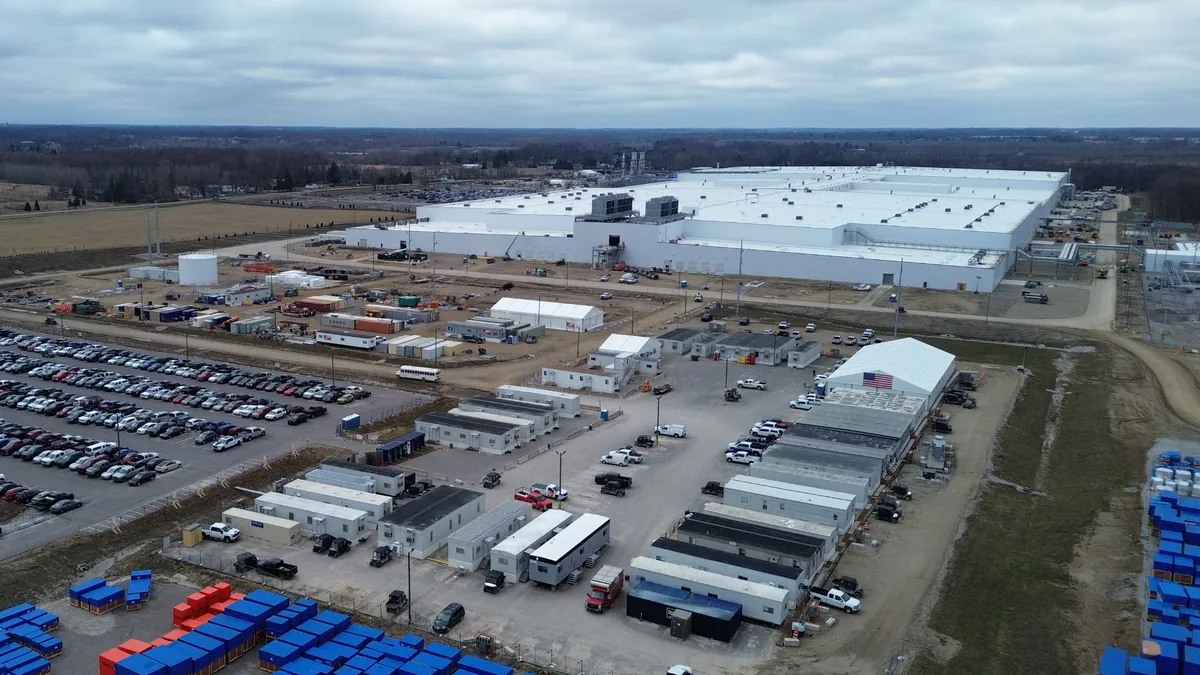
[155, 459, 182, 474]
[725, 451, 759, 465]
[49, 498, 83, 514]
[853, 283, 872, 291]
[212, 436, 243, 452]
[432, 603, 465, 635]
[654, 424, 686, 438]
[736, 379, 767, 390]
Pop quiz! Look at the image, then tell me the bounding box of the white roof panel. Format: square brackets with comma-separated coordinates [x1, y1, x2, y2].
[827, 338, 955, 395]
[490, 297, 599, 321]
[702, 502, 838, 540]
[255, 492, 368, 521]
[283, 480, 392, 506]
[598, 334, 656, 354]
[725, 476, 853, 509]
[629, 556, 790, 603]
[492, 509, 574, 556]
[530, 513, 610, 563]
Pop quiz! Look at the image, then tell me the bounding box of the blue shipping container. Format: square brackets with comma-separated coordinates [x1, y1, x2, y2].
[457, 655, 515, 675]
[259, 639, 303, 667]
[397, 635, 425, 651]
[245, 589, 291, 613]
[1099, 646, 1129, 675]
[412, 652, 452, 675]
[421, 643, 460, 663]
[313, 611, 352, 632]
[344, 625, 385, 642]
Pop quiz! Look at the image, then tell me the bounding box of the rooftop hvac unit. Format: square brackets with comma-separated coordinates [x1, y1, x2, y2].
[761, 214, 769, 218]
[496, 199, 502, 203]
[881, 219, 889, 223]
[795, 216, 803, 220]
[565, 207, 572, 211]
[836, 204, 843, 208]
[945, 208, 952, 213]
[259, 506, 276, 516]
[965, 204, 973, 210]
[965, 224, 973, 229]
[932, 198, 938, 202]
[464, 204, 470, 207]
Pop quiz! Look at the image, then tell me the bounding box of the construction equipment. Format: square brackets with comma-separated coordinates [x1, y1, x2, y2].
[502, 231, 524, 261]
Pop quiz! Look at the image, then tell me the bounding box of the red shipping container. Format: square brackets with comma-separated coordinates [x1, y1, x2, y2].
[211, 599, 235, 614]
[173, 602, 195, 627]
[119, 639, 153, 655]
[229, 592, 245, 601]
[186, 592, 209, 610]
[163, 629, 188, 642]
[213, 582, 232, 602]
[99, 647, 130, 675]
[181, 612, 216, 631]
[200, 587, 220, 605]
[150, 638, 172, 647]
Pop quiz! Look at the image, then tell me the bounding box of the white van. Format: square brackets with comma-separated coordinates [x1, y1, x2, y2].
[655, 424, 686, 438]
[86, 441, 118, 456]
[619, 273, 638, 284]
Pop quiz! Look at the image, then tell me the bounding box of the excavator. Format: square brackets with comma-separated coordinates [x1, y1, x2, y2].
[502, 231, 525, 261]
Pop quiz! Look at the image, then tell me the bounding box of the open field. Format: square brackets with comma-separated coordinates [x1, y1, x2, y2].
[0, 202, 384, 254]
[0, 182, 90, 215]
[908, 343, 1160, 675]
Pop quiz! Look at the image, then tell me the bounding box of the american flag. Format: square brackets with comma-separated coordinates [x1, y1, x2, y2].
[863, 372, 893, 389]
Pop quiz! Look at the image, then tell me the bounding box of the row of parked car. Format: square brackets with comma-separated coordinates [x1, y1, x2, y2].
[2, 331, 372, 404]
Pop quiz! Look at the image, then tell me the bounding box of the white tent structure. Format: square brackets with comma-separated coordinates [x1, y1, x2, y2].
[490, 297, 604, 332]
[824, 338, 955, 408]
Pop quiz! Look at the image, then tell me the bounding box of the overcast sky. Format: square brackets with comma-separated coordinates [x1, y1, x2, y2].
[1, 0, 1195, 128]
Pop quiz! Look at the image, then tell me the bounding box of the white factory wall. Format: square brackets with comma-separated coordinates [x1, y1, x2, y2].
[681, 220, 838, 248]
[850, 223, 1014, 250]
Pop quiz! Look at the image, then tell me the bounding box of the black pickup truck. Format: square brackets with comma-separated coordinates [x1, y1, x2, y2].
[594, 472, 632, 488]
[235, 552, 298, 579]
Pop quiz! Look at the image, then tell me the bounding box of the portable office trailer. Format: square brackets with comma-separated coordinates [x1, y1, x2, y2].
[723, 475, 856, 532]
[747, 463, 872, 509]
[733, 474, 862, 514]
[701, 502, 839, 562]
[761, 444, 885, 485]
[446, 501, 532, 572]
[648, 537, 805, 606]
[656, 328, 702, 355]
[304, 468, 376, 493]
[528, 513, 611, 589]
[315, 330, 383, 350]
[490, 509, 575, 583]
[282, 479, 394, 520]
[320, 312, 358, 329]
[495, 385, 582, 417]
[221, 507, 301, 546]
[447, 409, 536, 446]
[414, 412, 523, 455]
[628, 556, 790, 625]
[675, 512, 823, 577]
[253, 492, 368, 538]
[626, 581, 742, 643]
[459, 395, 558, 434]
[320, 460, 410, 497]
[786, 340, 822, 369]
[377, 485, 486, 559]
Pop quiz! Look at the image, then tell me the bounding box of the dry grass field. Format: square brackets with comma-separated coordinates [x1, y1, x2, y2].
[0, 182, 82, 215]
[0, 202, 374, 254]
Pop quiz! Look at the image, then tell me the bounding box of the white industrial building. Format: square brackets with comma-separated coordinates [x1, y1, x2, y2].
[701, 502, 840, 563]
[489, 297, 604, 332]
[628, 556, 791, 625]
[490, 509, 575, 583]
[446, 500, 533, 572]
[496, 385, 582, 417]
[542, 333, 663, 393]
[825, 338, 955, 408]
[281, 480, 394, 521]
[723, 475, 856, 533]
[540, 366, 620, 394]
[253, 492, 368, 538]
[343, 166, 1069, 291]
[529, 513, 611, 589]
[748, 463, 873, 509]
[378, 485, 486, 559]
[648, 537, 804, 609]
[675, 511, 824, 575]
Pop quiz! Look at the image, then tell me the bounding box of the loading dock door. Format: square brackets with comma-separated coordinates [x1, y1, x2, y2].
[882, 273, 895, 285]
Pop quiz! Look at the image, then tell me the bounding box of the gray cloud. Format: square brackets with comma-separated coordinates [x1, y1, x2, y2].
[0, 0, 1196, 127]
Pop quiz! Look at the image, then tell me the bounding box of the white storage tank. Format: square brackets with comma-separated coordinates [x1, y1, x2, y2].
[178, 253, 219, 286]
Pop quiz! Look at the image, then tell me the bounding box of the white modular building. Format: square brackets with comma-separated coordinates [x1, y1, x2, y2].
[824, 338, 956, 408]
[489, 297, 604, 332]
[459, 395, 558, 434]
[748, 463, 873, 509]
[378, 485, 486, 559]
[319, 460, 411, 498]
[676, 511, 824, 576]
[340, 166, 1069, 292]
[701, 502, 840, 563]
[490, 509, 574, 583]
[281, 479, 394, 521]
[628, 556, 790, 626]
[529, 513, 611, 589]
[414, 412, 524, 455]
[446, 500, 533, 572]
[304, 468, 376, 494]
[496, 385, 582, 417]
[648, 537, 805, 609]
[447, 408, 536, 446]
[723, 475, 856, 533]
[253, 492, 368, 539]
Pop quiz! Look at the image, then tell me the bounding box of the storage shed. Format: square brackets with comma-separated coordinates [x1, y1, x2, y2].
[320, 460, 412, 498]
[377, 485, 485, 559]
[675, 511, 824, 576]
[253, 492, 368, 538]
[496, 385, 582, 417]
[723, 475, 857, 532]
[447, 408, 536, 446]
[656, 328, 702, 356]
[446, 500, 533, 572]
[490, 509, 575, 583]
[626, 580, 742, 643]
[414, 412, 524, 455]
[701, 502, 839, 563]
[459, 395, 558, 434]
[824, 337, 956, 408]
[221, 507, 301, 546]
[282, 480, 394, 520]
[648, 537, 805, 607]
[489, 297, 604, 332]
[628, 556, 790, 625]
[748, 462, 873, 509]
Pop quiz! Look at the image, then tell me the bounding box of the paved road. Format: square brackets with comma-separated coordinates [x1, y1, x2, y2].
[0, 332, 428, 560]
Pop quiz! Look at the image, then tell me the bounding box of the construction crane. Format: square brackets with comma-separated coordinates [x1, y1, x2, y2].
[502, 231, 525, 261]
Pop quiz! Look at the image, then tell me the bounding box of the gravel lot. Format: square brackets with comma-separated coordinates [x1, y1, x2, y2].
[0, 334, 430, 560]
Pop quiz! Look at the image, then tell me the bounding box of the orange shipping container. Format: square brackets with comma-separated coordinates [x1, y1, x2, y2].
[163, 629, 188, 642]
[119, 639, 153, 655]
[181, 613, 216, 631]
[99, 647, 130, 675]
[200, 587, 220, 605]
[229, 592, 245, 601]
[211, 599, 235, 614]
[213, 582, 232, 602]
[150, 638, 172, 648]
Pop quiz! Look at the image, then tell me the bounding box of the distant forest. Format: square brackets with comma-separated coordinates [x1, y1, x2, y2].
[2, 125, 1200, 220]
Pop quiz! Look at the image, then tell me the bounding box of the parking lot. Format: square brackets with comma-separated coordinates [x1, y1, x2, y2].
[182, 354, 825, 674]
[0, 330, 429, 560]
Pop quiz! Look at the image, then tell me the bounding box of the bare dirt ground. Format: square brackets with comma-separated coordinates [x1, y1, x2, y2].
[875, 288, 988, 315]
[0, 202, 364, 254]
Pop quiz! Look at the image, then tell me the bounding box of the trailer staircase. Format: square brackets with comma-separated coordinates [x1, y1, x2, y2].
[565, 568, 583, 586]
[585, 544, 608, 568]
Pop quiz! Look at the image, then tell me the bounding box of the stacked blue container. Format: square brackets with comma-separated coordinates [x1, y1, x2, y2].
[206, 613, 256, 659]
[0, 640, 52, 675]
[458, 654, 516, 675]
[127, 570, 154, 611]
[69, 578, 106, 608]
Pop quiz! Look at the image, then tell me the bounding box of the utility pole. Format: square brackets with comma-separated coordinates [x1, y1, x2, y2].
[555, 448, 566, 497]
[654, 395, 662, 447]
[735, 239, 744, 319]
[406, 549, 413, 625]
[184, 333, 190, 359]
[330, 354, 336, 385]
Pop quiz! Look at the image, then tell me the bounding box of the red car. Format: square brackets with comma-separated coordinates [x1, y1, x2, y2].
[513, 489, 553, 511]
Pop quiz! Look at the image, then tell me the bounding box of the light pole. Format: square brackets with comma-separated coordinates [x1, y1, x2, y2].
[555, 448, 566, 499]
[723, 358, 730, 390]
[654, 395, 662, 447]
[183, 333, 190, 360]
[974, 276, 981, 294]
[330, 354, 336, 385]
[406, 548, 413, 625]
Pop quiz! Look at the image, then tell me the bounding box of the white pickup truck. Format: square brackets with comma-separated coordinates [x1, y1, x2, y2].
[737, 379, 767, 390]
[202, 523, 241, 543]
[809, 587, 862, 613]
[725, 451, 759, 465]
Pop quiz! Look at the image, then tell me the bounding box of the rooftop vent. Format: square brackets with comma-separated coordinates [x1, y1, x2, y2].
[965, 223, 973, 229]
[575, 196, 581, 200]
[945, 208, 952, 213]
[524, 196, 531, 200]
[964, 204, 973, 210]
[932, 198, 938, 202]
[881, 219, 889, 223]
[495, 199, 502, 203]
[1000, 201, 1005, 205]
[791, 188, 797, 192]
[975, 217, 983, 222]
[783, 197, 789, 201]
[788, 201, 794, 205]
[518, 205, 525, 208]
[548, 201, 554, 204]
[761, 214, 769, 218]
[907, 208, 914, 212]
[700, 195, 706, 199]
[894, 213, 902, 218]
[464, 203, 470, 207]
[565, 207, 572, 211]
[836, 204, 843, 208]
[795, 216, 803, 221]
